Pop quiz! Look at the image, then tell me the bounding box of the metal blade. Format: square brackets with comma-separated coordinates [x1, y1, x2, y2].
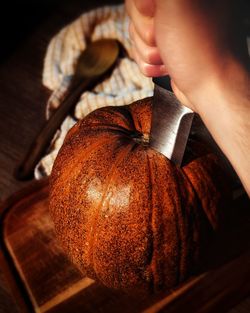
[150, 77, 194, 166]
[149, 77, 244, 197]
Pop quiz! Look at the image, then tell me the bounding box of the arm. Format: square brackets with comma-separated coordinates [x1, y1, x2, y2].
[126, 0, 250, 195]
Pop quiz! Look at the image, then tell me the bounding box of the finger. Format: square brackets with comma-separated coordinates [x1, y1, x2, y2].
[129, 23, 163, 65]
[126, 0, 156, 46]
[132, 45, 168, 77]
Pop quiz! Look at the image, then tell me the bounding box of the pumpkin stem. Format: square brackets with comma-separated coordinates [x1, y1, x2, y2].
[131, 131, 150, 146]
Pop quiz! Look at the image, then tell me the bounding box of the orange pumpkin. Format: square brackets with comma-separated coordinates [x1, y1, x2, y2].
[49, 97, 230, 293]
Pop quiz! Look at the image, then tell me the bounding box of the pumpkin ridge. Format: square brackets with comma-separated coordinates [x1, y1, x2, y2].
[178, 173, 193, 283]
[84, 124, 142, 140]
[129, 106, 143, 134]
[178, 172, 199, 279]
[50, 135, 131, 274]
[147, 153, 183, 290]
[84, 105, 135, 131]
[178, 165, 217, 276]
[182, 162, 217, 229]
[120, 106, 137, 130]
[51, 135, 119, 193]
[173, 168, 201, 283]
[167, 167, 182, 285]
[146, 152, 156, 292]
[128, 99, 152, 141]
[89, 141, 138, 283]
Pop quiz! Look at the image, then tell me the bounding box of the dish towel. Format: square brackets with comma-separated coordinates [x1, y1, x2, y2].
[35, 4, 153, 179]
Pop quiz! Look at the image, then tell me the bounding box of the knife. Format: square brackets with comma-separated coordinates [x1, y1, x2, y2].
[150, 76, 194, 166]
[150, 75, 243, 197]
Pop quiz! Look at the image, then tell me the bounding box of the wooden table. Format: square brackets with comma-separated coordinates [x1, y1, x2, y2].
[0, 1, 249, 312]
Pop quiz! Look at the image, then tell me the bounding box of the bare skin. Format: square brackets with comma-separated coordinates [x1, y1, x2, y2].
[126, 0, 250, 196]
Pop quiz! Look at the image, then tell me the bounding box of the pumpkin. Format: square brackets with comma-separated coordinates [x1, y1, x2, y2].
[49, 97, 230, 293]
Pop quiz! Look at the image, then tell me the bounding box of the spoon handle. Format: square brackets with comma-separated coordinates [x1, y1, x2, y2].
[15, 75, 101, 180]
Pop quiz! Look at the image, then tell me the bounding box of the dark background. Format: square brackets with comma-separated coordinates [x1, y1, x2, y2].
[0, 1, 123, 312]
[0, 0, 123, 62]
[0, 0, 62, 60]
[0, 0, 249, 62]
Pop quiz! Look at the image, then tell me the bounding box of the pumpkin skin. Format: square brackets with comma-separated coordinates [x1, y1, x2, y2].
[49, 97, 230, 293]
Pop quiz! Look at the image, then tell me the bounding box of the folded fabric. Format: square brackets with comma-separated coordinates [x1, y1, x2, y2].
[35, 4, 153, 179]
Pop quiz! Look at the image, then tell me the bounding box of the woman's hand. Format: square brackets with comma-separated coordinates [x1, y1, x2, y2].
[126, 0, 250, 196]
[126, 0, 249, 109]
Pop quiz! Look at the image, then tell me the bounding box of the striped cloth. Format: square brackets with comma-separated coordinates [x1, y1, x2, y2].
[35, 4, 153, 178]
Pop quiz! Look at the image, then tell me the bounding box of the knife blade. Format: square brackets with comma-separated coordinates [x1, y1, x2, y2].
[150, 76, 194, 166]
[150, 76, 243, 197]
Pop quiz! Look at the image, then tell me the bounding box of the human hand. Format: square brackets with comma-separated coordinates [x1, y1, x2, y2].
[126, 0, 250, 196]
[126, 0, 249, 111]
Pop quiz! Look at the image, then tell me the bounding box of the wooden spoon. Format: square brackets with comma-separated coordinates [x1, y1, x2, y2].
[16, 39, 120, 180]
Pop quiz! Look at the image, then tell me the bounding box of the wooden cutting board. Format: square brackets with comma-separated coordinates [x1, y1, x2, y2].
[1, 178, 250, 313]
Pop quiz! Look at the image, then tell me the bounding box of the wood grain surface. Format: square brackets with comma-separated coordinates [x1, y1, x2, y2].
[0, 179, 250, 313]
[0, 179, 164, 313]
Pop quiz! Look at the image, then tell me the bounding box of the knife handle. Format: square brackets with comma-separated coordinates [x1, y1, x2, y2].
[153, 75, 172, 91]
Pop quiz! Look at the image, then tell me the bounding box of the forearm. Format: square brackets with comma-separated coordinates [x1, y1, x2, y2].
[190, 59, 250, 196]
[153, 0, 250, 195]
